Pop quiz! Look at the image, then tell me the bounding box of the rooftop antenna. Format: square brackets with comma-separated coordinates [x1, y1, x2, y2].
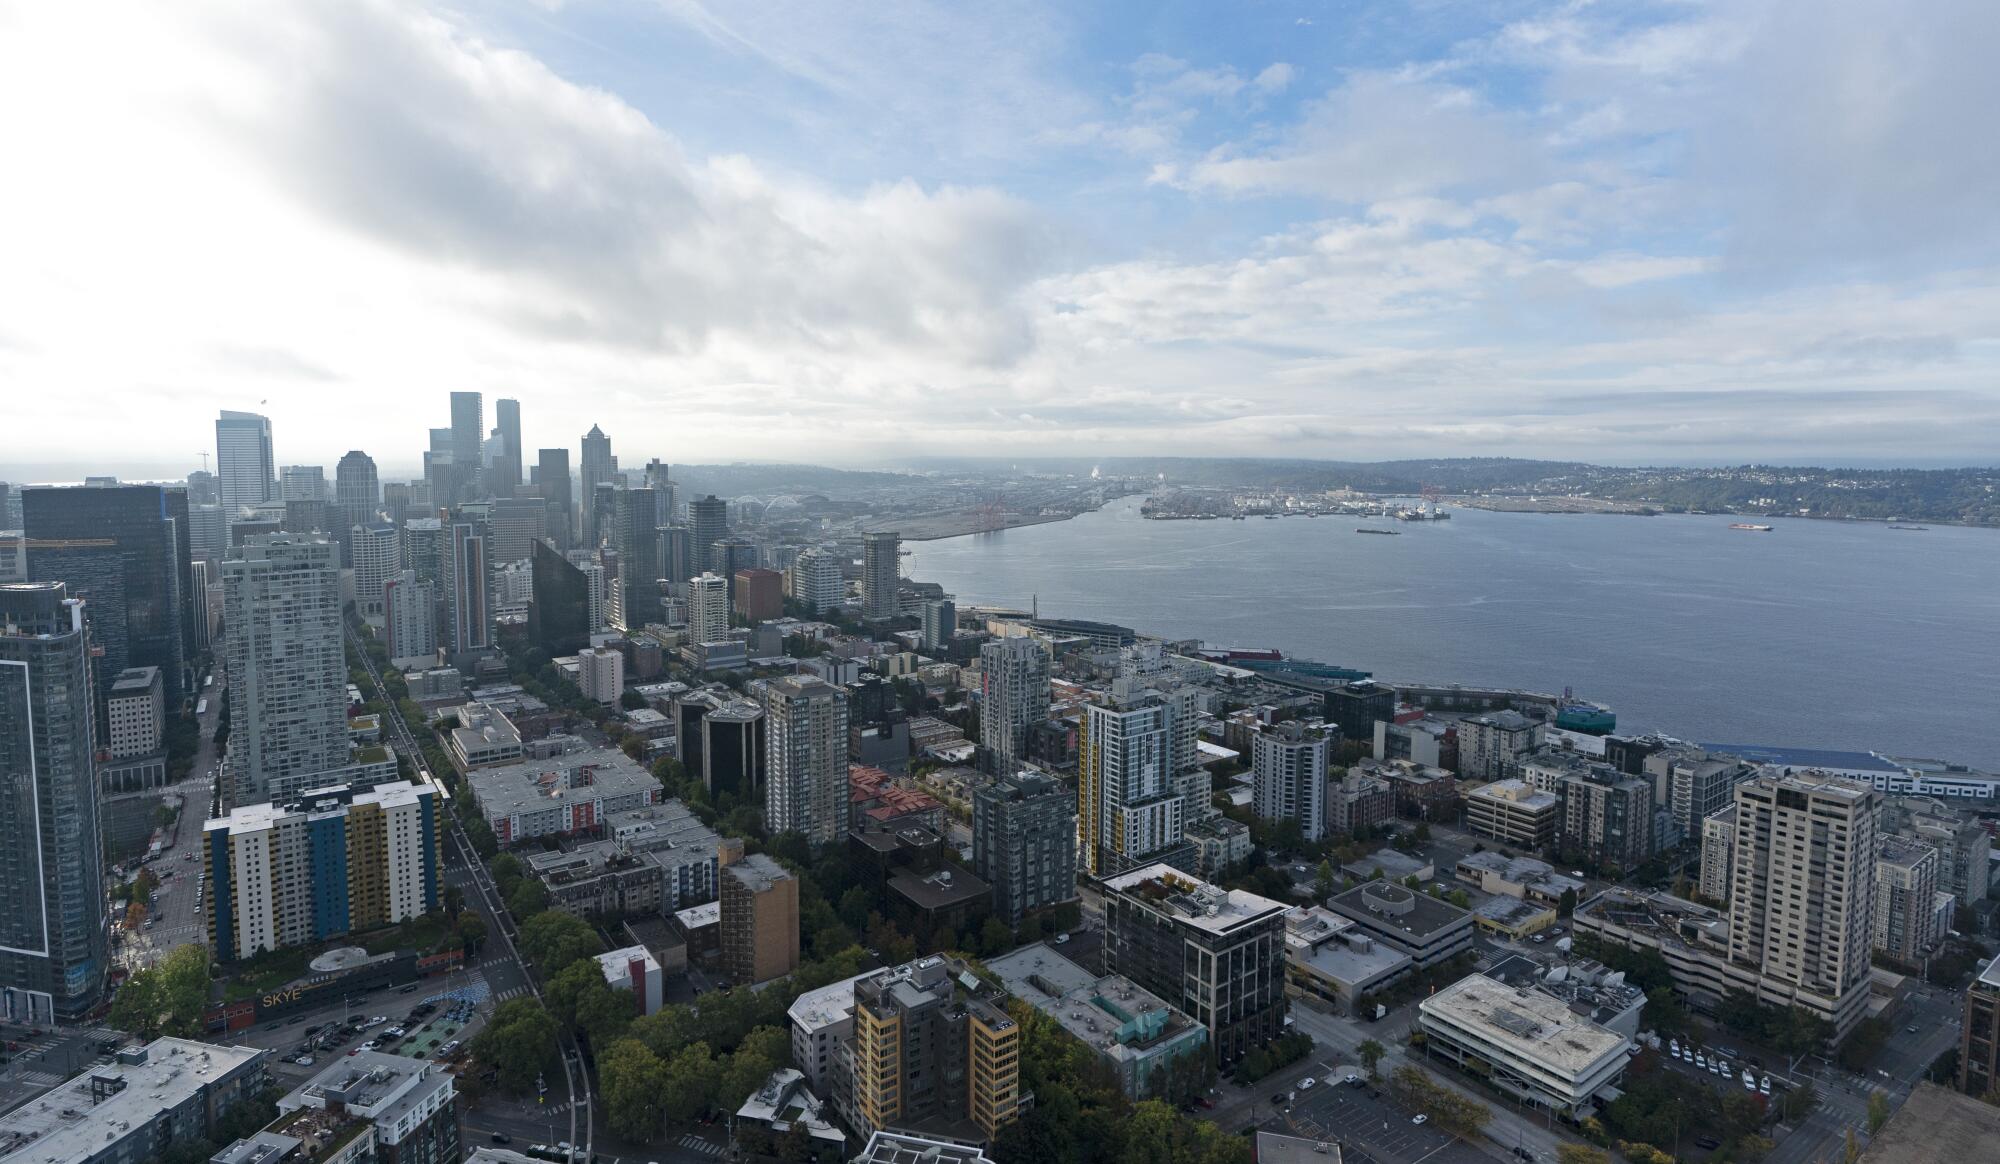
[1032, 593, 1038, 619]
[198, 453, 210, 473]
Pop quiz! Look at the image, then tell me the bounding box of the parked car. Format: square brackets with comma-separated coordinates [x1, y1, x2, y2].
[489, 1135, 511, 1146]
[1411, 1114, 1428, 1125]
[1298, 1077, 1317, 1090]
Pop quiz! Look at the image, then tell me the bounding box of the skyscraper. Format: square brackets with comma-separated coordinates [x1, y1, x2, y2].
[449, 392, 483, 502]
[921, 598, 955, 653]
[222, 536, 348, 806]
[1251, 722, 1329, 843]
[446, 520, 489, 656]
[527, 540, 592, 655]
[349, 523, 400, 622]
[0, 582, 109, 1022]
[280, 465, 325, 503]
[861, 531, 901, 620]
[215, 409, 276, 516]
[1728, 771, 1880, 1030]
[689, 495, 728, 575]
[610, 487, 662, 629]
[383, 569, 437, 665]
[659, 524, 693, 585]
[763, 677, 849, 847]
[579, 425, 615, 544]
[979, 637, 1050, 777]
[788, 548, 844, 614]
[24, 484, 192, 714]
[536, 448, 572, 548]
[334, 451, 379, 535]
[1079, 693, 1183, 877]
[687, 572, 730, 644]
[493, 398, 522, 494]
[972, 770, 1077, 925]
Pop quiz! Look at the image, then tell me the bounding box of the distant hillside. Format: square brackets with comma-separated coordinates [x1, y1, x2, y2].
[670, 462, 920, 498]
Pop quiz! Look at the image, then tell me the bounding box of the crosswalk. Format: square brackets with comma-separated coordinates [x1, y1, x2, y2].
[675, 1135, 723, 1157]
[493, 986, 531, 1003]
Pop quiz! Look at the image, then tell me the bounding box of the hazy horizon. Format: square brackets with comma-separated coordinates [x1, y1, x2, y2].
[5, 2, 2000, 468]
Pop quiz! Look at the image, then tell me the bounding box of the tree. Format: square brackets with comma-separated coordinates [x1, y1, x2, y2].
[1556, 1147, 1611, 1164]
[620, 690, 647, 711]
[1867, 1089, 1890, 1133]
[108, 945, 210, 1039]
[661, 1041, 718, 1122]
[1357, 1038, 1386, 1081]
[1315, 860, 1336, 900]
[472, 998, 561, 1092]
[979, 917, 1014, 958]
[1558, 888, 1579, 917]
[490, 852, 524, 895]
[599, 1039, 667, 1140]
[518, 911, 603, 977]
[444, 885, 465, 919]
[546, 960, 603, 1028]
[506, 879, 550, 918]
[455, 912, 488, 954]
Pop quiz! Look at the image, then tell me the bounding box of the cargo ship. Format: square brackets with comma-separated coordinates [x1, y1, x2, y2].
[1728, 523, 1773, 532]
[1355, 527, 1401, 535]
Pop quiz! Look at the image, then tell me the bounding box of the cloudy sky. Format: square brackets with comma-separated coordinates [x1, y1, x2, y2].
[4, 0, 1999, 479]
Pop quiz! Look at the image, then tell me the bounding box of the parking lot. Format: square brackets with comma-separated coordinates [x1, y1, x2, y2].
[1268, 1074, 1493, 1164]
[232, 979, 489, 1083]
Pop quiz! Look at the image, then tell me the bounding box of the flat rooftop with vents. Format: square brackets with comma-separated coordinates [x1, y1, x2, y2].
[1098, 863, 1289, 936]
[1416, 973, 1629, 1115]
[986, 943, 1208, 1097]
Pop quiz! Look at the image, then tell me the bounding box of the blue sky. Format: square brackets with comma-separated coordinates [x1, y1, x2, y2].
[2, 0, 1998, 477]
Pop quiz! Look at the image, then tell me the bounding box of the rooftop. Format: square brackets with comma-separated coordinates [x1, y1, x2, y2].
[283, 1051, 451, 1135]
[206, 780, 433, 836]
[1468, 779, 1557, 811]
[788, 972, 869, 1034]
[852, 1131, 995, 1164]
[1420, 973, 1628, 1074]
[0, 1039, 267, 1164]
[734, 1068, 845, 1146]
[1100, 863, 1288, 935]
[987, 943, 1203, 1064]
[1879, 836, 1939, 871]
[1475, 897, 1557, 929]
[109, 666, 161, 696]
[1705, 743, 1904, 774]
[889, 865, 990, 910]
[464, 746, 660, 822]
[674, 900, 720, 930]
[1858, 1082, 2000, 1164]
[1328, 881, 1473, 943]
[724, 852, 793, 893]
[1481, 953, 1646, 1027]
[1254, 1131, 1344, 1164]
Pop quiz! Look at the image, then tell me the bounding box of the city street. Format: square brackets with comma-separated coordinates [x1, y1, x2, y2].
[113, 677, 225, 972]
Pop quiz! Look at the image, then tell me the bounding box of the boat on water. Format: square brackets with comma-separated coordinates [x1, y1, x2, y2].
[1355, 527, 1400, 535]
[1728, 523, 1773, 532]
[1889, 524, 1929, 531]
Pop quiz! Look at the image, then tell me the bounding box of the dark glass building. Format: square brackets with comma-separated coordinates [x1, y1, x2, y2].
[689, 495, 728, 575]
[0, 582, 109, 1021]
[528, 539, 592, 655]
[23, 484, 192, 713]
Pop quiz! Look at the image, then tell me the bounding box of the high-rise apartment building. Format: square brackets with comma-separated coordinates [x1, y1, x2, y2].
[1079, 695, 1184, 876]
[861, 531, 901, 621]
[579, 425, 616, 544]
[789, 547, 844, 614]
[349, 522, 399, 622]
[852, 956, 1021, 1144]
[536, 448, 573, 548]
[488, 497, 548, 565]
[1648, 746, 1754, 841]
[1097, 863, 1288, 1066]
[492, 398, 522, 494]
[689, 495, 728, 575]
[579, 646, 624, 706]
[106, 665, 165, 760]
[1873, 836, 1942, 967]
[978, 637, 1050, 778]
[972, 771, 1077, 925]
[189, 502, 228, 565]
[399, 519, 444, 587]
[215, 409, 276, 516]
[687, 571, 731, 644]
[0, 582, 109, 1022]
[446, 520, 488, 656]
[223, 536, 348, 806]
[734, 568, 784, 623]
[920, 598, 955, 652]
[1698, 805, 1736, 903]
[720, 853, 799, 985]
[1251, 722, 1329, 843]
[1727, 772, 1879, 1030]
[1960, 959, 2000, 1098]
[763, 677, 850, 847]
[23, 483, 193, 713]
[1555, 768, 1657, 873]
[448, 392, 483, 502]
[205, 781, 442, 960]
[1459, 710, 1544, 780]
[383, 570, 437, 665]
